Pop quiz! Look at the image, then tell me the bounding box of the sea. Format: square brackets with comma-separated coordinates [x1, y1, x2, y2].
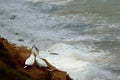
[0, 0, 120, 80]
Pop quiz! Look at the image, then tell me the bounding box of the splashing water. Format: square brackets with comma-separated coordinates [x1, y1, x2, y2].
[0, 0, 120, 80]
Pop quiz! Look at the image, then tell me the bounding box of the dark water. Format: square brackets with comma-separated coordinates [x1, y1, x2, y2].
[0, 0, 120, 80]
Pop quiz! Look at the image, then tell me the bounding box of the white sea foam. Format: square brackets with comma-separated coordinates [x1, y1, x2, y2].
[39, 43, 119, 80]
[0, 0, 120, 80]
[27, 0, 72, 5]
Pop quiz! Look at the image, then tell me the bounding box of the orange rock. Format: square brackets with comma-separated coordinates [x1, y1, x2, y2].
[0, 37, 72, 80]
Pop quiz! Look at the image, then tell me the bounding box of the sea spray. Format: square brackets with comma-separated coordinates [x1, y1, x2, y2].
[0, 0, 120, 80]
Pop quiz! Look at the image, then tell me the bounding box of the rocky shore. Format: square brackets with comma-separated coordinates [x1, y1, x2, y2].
[0, 37, 72, 80]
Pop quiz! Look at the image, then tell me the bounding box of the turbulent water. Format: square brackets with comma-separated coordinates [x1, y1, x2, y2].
[0, 0, 120, 80]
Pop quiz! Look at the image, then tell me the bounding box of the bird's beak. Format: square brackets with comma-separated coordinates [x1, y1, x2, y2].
[32, 45, 39, 52]
[32, 44, 36, 49]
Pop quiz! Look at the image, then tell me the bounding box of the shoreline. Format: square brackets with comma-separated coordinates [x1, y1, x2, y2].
[0, 37, 72, 80]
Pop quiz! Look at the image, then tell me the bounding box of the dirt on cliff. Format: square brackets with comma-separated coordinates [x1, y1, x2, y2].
[0, 37, 72, 80]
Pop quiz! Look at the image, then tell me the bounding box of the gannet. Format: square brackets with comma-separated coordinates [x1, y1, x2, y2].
[33, 46, 48, 68]
[24, 47, 35, 68]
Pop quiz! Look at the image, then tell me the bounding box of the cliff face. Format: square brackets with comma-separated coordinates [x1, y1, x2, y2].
[0, 38, 72, 80]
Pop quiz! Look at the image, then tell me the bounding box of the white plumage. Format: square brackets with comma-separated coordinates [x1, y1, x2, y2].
[24, 48, 35, 68]
[24, 45, 48, 68]
[36, 55, 48, 68]
[33, 46, 48, 68]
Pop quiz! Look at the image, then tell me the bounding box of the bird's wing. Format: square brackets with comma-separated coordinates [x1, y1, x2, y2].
[36, 58, 47, 67]
[25, 55, 35, 65]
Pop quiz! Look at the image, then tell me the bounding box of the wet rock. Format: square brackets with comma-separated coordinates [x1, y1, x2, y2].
[50, 52, 58, 55]
[18, 39, 24, 42]
[10, 15, 16, 20]
[15, 33, 19, 35]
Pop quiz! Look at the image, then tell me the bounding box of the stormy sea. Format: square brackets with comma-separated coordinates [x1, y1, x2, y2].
[0, 0, 120, 80]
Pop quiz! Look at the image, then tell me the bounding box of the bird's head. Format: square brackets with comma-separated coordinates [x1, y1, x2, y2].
[32, 45, 39, 56]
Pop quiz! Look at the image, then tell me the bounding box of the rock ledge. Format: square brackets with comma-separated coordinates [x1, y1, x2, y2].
[0, 37, 72, 80]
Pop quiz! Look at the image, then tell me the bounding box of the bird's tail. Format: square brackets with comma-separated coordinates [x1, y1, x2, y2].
[24, 66, 27, 69]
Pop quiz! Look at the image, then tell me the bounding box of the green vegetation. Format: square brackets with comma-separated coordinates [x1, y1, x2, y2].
[0, 42, 31, 80]
[0, 64, 31, 80]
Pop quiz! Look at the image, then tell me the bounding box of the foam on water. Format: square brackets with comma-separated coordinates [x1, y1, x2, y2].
[39, 43, 120, 80]
[27, 0, 72, 5]
[0, 0, 74, 48]
[0, 0, 120, 80]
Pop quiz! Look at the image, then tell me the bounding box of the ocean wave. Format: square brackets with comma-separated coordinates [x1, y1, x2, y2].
[26, 1, 60, 13]
[27, 0, 72, 5]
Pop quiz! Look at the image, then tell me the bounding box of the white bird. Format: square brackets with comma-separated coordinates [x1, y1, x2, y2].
[33, 46, 48, 68]
[24, 47, 35, 68]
